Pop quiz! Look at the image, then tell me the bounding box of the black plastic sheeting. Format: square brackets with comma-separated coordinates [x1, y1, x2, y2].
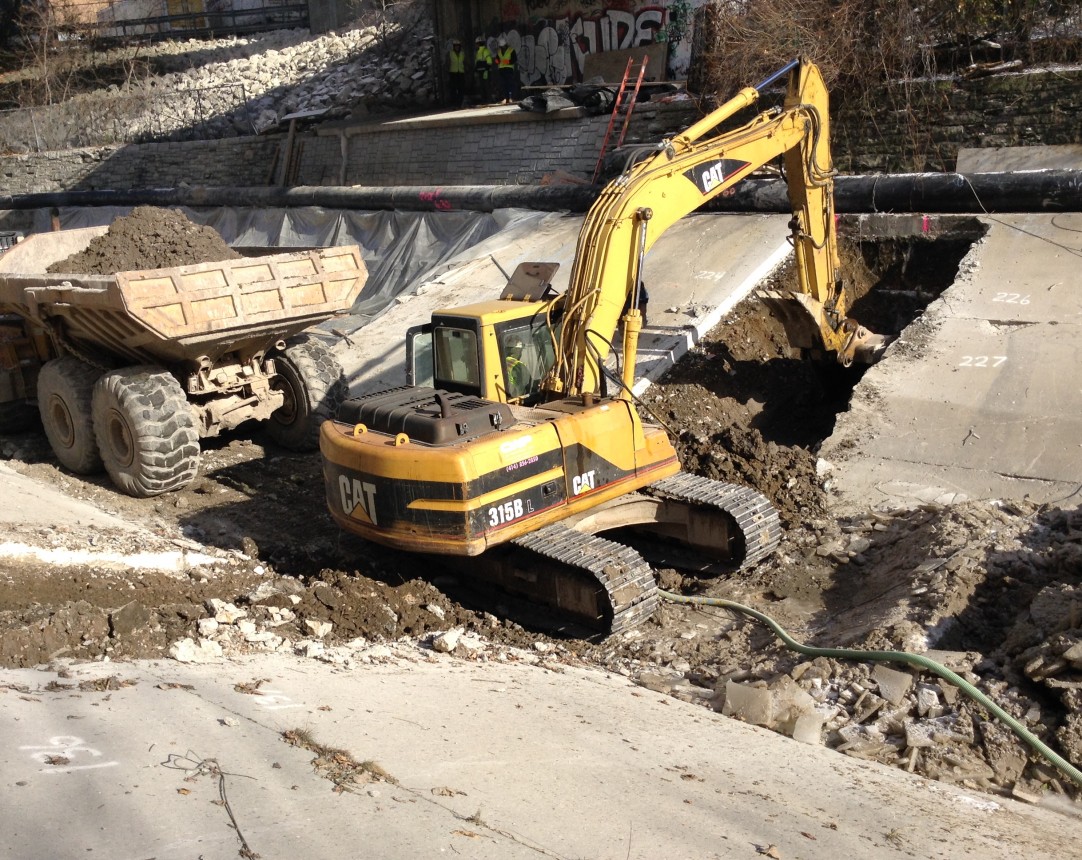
[35, 205, 546, 323]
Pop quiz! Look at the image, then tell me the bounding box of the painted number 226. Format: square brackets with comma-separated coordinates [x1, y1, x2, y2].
[992, 292, 1030, 305]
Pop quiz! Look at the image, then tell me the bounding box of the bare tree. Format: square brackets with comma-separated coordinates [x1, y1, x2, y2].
[8, 0, 153, 108]
[348, 0, 430, 55]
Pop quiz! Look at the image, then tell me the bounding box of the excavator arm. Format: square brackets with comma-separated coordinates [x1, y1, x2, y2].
[547, 58, 890, 399]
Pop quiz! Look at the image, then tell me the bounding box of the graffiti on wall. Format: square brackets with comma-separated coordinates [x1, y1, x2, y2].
[466, 0, 705, 87]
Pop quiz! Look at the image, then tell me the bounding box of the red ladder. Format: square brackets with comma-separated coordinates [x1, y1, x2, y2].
[591, 56, 649, 184]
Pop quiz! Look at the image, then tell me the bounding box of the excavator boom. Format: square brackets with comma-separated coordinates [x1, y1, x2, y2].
[552, 59, 888, 397]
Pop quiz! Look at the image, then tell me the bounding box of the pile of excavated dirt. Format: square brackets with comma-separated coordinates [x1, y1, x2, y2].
[2, 209, 1080, 805]
[47, 206, 241, 274]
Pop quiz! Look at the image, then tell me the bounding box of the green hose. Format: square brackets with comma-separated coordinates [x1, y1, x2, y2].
[658, 589, 1082, 790]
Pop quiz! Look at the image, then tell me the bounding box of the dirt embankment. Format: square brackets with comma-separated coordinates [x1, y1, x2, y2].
[2, 208, 1080, 805]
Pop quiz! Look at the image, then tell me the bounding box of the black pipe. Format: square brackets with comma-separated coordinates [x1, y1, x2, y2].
[707, 170, 1082, 214]
[2, 170, 1081, 214]
[0, 184, 598, 213]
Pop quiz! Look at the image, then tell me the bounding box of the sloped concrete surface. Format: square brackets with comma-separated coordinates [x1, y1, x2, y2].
[331, 211, 790, 395]
[822, 213, 1082, 511]
[3, 654, 1078, 860]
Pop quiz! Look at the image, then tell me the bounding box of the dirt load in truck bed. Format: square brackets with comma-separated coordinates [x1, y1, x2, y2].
[0, 210, 1079, 807]
[47, 206, 242, 273]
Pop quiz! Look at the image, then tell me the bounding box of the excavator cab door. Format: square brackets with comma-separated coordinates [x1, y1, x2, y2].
[408, 320, 490, 396]
[405, 323, 434, 387]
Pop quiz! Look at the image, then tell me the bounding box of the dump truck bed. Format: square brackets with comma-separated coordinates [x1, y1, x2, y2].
[0, 226, 367, 365]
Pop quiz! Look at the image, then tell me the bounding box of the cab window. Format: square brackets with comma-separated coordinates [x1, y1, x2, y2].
[498, 320, 556, 403]
[433, 326, 480, 392]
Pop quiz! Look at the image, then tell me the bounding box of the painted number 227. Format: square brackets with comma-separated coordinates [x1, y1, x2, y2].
[959, 355, 1007, 368]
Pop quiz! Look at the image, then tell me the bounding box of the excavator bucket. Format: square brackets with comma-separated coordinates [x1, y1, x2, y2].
[756, 289, 893, 366]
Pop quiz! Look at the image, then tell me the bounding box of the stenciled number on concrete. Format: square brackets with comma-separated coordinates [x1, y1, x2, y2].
[253, 689, 303, 711]
[959, 355, 1008, 367]
[992, 292, 1030, 305]
[694, 270, 729, 282]
[20, 736, 119, 773]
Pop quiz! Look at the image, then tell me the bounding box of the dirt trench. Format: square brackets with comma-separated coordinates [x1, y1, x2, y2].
[1, 207, 1080, 805]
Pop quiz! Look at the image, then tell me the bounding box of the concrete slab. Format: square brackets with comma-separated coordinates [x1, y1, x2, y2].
[822, 213, 1082, 511]
[330, 211, 790, 396]
[0, 461, 139, 530]
[956, 144, 1082, 172]
[2, 653, 1078, 859]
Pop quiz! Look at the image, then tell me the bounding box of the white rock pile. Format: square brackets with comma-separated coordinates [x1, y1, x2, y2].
[7, 18, 437, 151]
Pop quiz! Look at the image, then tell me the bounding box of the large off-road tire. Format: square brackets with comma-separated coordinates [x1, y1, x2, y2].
[37, 357, 103, 474]
[265, 335, 346, 451]
[92, 366, 200, 497]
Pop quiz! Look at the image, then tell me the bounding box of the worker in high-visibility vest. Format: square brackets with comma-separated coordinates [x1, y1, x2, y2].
[494, 36, 519, 104]
[473, 35, 494, 104]
[448, 38, 466, 107]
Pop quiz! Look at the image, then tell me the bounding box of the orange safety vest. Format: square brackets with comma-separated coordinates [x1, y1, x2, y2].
[496, 47, 515, 69]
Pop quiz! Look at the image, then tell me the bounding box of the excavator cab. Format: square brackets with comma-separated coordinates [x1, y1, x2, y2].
[406, 310, 557, 405]
[406, 262, 562, 405]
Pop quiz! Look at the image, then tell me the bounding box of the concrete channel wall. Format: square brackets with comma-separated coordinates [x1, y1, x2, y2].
[1, 67, 1079, 195]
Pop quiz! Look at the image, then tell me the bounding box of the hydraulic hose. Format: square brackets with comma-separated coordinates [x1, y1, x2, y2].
[658, 589, 1082, 790]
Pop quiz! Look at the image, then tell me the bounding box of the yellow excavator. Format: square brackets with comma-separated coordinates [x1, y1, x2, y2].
[320, 58, 889, 632]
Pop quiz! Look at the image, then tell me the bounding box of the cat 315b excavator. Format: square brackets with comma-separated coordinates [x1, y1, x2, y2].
[320, 58, 889, 633]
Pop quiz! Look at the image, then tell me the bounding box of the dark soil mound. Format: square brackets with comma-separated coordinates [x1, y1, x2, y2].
[48, 206, 240, 274]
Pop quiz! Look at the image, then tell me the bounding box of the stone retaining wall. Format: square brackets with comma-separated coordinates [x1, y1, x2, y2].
[831, 67, 1082, 172]
[2, 68, 1079, 196]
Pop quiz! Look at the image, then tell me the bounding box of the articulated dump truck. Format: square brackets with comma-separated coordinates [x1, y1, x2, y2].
[0, 226, 367, 497]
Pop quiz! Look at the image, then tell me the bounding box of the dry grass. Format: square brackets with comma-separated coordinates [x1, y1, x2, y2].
[282, 727, 399, 793]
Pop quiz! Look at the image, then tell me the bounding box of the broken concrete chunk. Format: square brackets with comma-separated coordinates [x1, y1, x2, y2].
[837, 723, 887, 753]
[432, 628, 461, 654]
[304, 619, 333, 639]
[169, 636, 223, 663]
[791, 711, 826, 745]
[1061, 639, 1082, 666]
[873, 664, 914, 705]
[904, 722, 937, 749]
[770, 675, 817, 734]
[197, 618, 219, 637]
[205, 598, 247, 624]
[722, 679, 772, 726]
[916, 684, 942, 717]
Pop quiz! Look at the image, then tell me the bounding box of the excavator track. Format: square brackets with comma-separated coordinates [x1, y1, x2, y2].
[645, 473, 783, 567]
[456, 476, 781, 636]
[510, 525, 659, 634]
